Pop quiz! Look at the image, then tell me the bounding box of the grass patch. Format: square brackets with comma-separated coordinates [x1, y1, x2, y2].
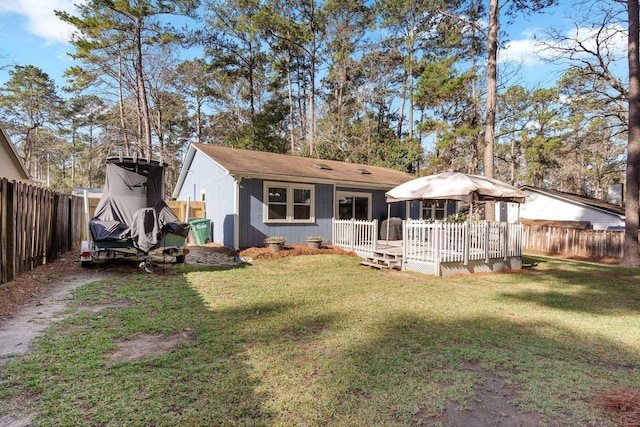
[1, 254, 639, 426]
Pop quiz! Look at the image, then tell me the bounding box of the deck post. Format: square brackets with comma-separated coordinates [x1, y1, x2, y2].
[434, 221, 441, 275]
[350, 218, 355, 251]
[373, 219, 378, 252]
[402, 220, 407, 270]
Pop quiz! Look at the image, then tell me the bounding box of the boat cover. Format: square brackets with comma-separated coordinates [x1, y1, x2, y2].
[90, 158, 189, 252]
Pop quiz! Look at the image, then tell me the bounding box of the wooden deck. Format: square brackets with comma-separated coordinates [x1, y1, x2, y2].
[334, 219, 523, 276]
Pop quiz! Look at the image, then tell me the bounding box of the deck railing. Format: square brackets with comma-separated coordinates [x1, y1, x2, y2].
[403, 221, 523, 264]
[332, 218, 378, 254]
[332, 218, 524, 267]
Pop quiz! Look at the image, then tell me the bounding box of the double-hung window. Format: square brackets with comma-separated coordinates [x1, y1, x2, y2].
[264, 182, 314, 223]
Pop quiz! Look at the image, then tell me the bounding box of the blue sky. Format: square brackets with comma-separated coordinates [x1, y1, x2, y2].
[0, 1, 624, 94]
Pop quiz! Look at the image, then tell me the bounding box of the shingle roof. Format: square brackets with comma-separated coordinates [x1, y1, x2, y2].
[193, 143, 414, 188]
[521, 186, 625, 216]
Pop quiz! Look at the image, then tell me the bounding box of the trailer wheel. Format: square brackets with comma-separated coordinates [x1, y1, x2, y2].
[139, 260, 154, 273]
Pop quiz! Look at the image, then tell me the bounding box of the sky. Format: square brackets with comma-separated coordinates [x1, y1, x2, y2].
[0, 1, 626, 95]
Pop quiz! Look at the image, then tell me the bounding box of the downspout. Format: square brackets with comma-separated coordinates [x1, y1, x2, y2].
[331, 184, 336, 245]
[234, 176, 243, 250]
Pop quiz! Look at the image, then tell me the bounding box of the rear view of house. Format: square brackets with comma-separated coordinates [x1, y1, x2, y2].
[172, 144, 414, 249]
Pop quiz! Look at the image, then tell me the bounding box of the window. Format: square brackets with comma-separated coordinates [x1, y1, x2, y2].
[336, 191, 371, 220]
[421, 200, 447, 220]
[264, 182, 314, 223]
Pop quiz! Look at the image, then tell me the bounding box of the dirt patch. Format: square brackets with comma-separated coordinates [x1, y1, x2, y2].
[0, 395, 37, 427]
[107, 329, 197, 363]
[0, 254, 85, 322]
[421, 363, 551, 427]
[0, 273, 112, 365]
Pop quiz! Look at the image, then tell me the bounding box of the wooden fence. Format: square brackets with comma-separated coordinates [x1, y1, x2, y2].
[0, 178, 86, 284]
[166, 200, 205, 221]
[522, 225, 626, 259]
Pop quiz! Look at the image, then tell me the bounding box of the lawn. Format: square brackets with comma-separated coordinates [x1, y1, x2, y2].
[1, 254, 639, 426]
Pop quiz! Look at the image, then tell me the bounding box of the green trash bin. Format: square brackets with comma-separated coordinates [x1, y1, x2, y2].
[189, 218, 211, 245]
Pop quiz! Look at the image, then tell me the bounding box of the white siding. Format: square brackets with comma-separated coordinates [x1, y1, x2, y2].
[176, 151, 236, 246]
[519, 191, 624, 230]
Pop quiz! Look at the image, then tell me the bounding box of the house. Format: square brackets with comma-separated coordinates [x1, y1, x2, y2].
[516, 186, 625, 230]
[172, 143, 415, 249]
[0, 125, 30, 182]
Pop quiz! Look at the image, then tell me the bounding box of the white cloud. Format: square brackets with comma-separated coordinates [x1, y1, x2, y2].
[499, 23, 627, 68]
[0, 0, 81, 44]
[563, 24, 627, 60]
[498, 38, 545, 66]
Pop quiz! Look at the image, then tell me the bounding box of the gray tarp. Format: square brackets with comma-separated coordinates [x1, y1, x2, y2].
[90, 158, 189, 252]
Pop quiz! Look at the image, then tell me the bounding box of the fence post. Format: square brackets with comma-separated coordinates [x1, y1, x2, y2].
[503, 222, 508, 260]
[463, 222, 469, 265]
[7, 180, 15, 282]
[484, 221, 490, 263]
[331, 218, 335, 246]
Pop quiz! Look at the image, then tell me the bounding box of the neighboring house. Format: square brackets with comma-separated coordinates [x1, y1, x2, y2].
[517, 186, 625, 230]
[0, 125, 30, 182]
[172, 143, 416, 249]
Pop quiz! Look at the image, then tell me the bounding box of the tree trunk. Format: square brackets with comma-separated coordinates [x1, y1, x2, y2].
[117, 51, 130, 157]
[398, 69, 407, 138]
[288, 59, 295, 154]
[196, 94, 202, 145]
[135, 17, 153, 159]
[470, 53, 480, 174]
[483, 0, 499, 221]
[621, 0, 640, 266]
[309, 50, 316, 154]
[408, 45, 414, 141]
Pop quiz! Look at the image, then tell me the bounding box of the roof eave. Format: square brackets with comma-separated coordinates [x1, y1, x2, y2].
[229, 171, 405, 190]
[171, 145, 197, 199]
[1, 126, 30, 180]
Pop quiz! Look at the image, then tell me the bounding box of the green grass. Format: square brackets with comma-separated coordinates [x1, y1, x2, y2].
[1, 254, 639, 426]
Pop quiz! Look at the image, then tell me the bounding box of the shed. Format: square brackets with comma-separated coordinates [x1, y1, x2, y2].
[172, 144, 415, 249]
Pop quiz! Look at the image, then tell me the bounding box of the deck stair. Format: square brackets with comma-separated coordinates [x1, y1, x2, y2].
[360, 250, 403, 270]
